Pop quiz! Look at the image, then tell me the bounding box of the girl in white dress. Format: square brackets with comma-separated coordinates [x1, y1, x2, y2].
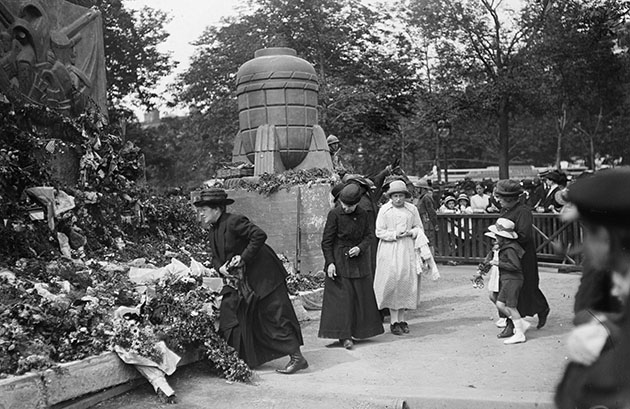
[373, 180, 422, 335]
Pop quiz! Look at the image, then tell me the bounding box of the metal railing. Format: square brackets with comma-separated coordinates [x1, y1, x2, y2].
[433, 214, 583, 265]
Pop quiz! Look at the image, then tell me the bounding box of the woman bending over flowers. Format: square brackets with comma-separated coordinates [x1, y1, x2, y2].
[193, 188, 308, 374]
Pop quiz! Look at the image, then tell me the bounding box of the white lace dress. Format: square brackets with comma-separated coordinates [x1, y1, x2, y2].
[373, 202, 421, 310]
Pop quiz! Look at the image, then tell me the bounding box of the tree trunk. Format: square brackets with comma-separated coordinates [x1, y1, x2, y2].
[589, 137, 595, 171]
[498, 96, 510, 179]
[555, 103, 568, 168]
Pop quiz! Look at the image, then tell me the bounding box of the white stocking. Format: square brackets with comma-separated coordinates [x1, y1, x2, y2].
[390, 308, 400, 323]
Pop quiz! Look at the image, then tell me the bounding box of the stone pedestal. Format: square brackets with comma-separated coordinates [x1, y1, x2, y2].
[234, 124, 333, 176]
[227, 183, 331, 274]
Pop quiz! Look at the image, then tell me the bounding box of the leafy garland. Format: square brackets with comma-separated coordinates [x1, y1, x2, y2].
[144, 274, 252, 382]
[227, 168, 336, 196]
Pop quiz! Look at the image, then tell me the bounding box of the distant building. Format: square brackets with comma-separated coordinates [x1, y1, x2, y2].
[141, 109, 161, 129]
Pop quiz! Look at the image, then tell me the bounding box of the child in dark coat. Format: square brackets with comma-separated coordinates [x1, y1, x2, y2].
[487, 218, 531, 344]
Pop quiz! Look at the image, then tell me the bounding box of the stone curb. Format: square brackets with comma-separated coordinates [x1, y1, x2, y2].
[0, 350, 200, 409]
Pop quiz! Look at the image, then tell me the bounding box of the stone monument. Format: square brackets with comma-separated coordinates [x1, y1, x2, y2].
[0, 0, 107, 116]
[232, 47, 333, 175]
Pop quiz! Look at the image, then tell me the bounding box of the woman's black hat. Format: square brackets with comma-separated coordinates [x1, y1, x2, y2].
[191, 188, 234, 207]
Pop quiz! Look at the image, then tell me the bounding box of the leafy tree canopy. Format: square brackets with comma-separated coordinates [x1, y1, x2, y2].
[67, 0, 177, 112]
[176, 0, 423, 174]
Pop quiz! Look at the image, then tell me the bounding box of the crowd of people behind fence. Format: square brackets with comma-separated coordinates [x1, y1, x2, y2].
[431, 169, 571, 216]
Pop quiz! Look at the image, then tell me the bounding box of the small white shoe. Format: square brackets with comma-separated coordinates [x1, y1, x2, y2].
[496, 318, 507, 328]
[504, 332, 526, 345]
[522, 320, 532, 333]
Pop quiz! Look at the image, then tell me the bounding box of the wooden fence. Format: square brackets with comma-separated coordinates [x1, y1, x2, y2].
[434, 214, 583, 266]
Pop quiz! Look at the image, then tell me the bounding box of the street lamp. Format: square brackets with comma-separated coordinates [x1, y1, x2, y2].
[436, 120, 452, 183]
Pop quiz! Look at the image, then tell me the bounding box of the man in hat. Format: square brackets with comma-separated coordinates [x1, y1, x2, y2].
[414, 178, 438, 250]
[494, 179, 551, 335]
[327, 134, 352, 178]
[520, 178, 545, 210]
[555, 167, 630, 408]
[192, 188, 308, 374]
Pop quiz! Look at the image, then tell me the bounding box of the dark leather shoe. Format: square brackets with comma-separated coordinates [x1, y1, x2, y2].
[497, 319, 514, 338]
[342, 338, 353, 349]
[400, 322, 410, 334]
[276, 353, 308, 374]
[390, 322, 403, 336]
[537, 308, 550, 329]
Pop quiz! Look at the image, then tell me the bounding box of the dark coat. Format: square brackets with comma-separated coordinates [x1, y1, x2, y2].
[321, 205, 374, 278]
[208, 212, 302, 367]
[416, 192, 438, 245]
[319, 204, 383, 340]
[209, 212, 287, 298]
[500, 202, 549, 316]
[529, 185, 546, 209]
[497, 240, 525, 279]
[539, 185, 563, 212]
[416, 192, 437, 228]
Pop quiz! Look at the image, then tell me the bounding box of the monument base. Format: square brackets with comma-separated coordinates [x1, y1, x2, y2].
[227, 183, 331, 275]
[232, 125, 333, 175]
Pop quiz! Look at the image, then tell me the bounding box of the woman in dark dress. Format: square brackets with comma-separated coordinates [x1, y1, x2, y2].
[193, 188, 307, 374]
[494, 180, 550, 336]
[319, 184, 384, 349]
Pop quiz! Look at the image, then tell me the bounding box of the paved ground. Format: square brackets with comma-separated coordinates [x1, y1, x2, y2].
[94, 264, 580, 409]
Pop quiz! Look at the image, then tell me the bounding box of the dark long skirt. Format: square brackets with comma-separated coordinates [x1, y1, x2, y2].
[219, 283, 303, 368]
[517, 246, 550, 317]
[318, 275, 384, 340]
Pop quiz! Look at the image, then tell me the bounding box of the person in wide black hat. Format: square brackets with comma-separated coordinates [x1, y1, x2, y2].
[319, 184, 384, 349]
[536, 170, 566, 213]
[494, 179, 551, 336]
[192, 187, 308, 374]
[555, 167, 630, 408]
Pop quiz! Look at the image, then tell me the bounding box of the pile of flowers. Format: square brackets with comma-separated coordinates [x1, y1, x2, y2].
[0, 260, 122, 377]
[0, 96, 318, 384]
[285, 272, 325, 295]
[0, 258, 251, 383]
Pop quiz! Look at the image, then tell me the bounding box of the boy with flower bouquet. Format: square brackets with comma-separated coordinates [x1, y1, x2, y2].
[484, 218, 531, 344]
[473, 230, 510, 333]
